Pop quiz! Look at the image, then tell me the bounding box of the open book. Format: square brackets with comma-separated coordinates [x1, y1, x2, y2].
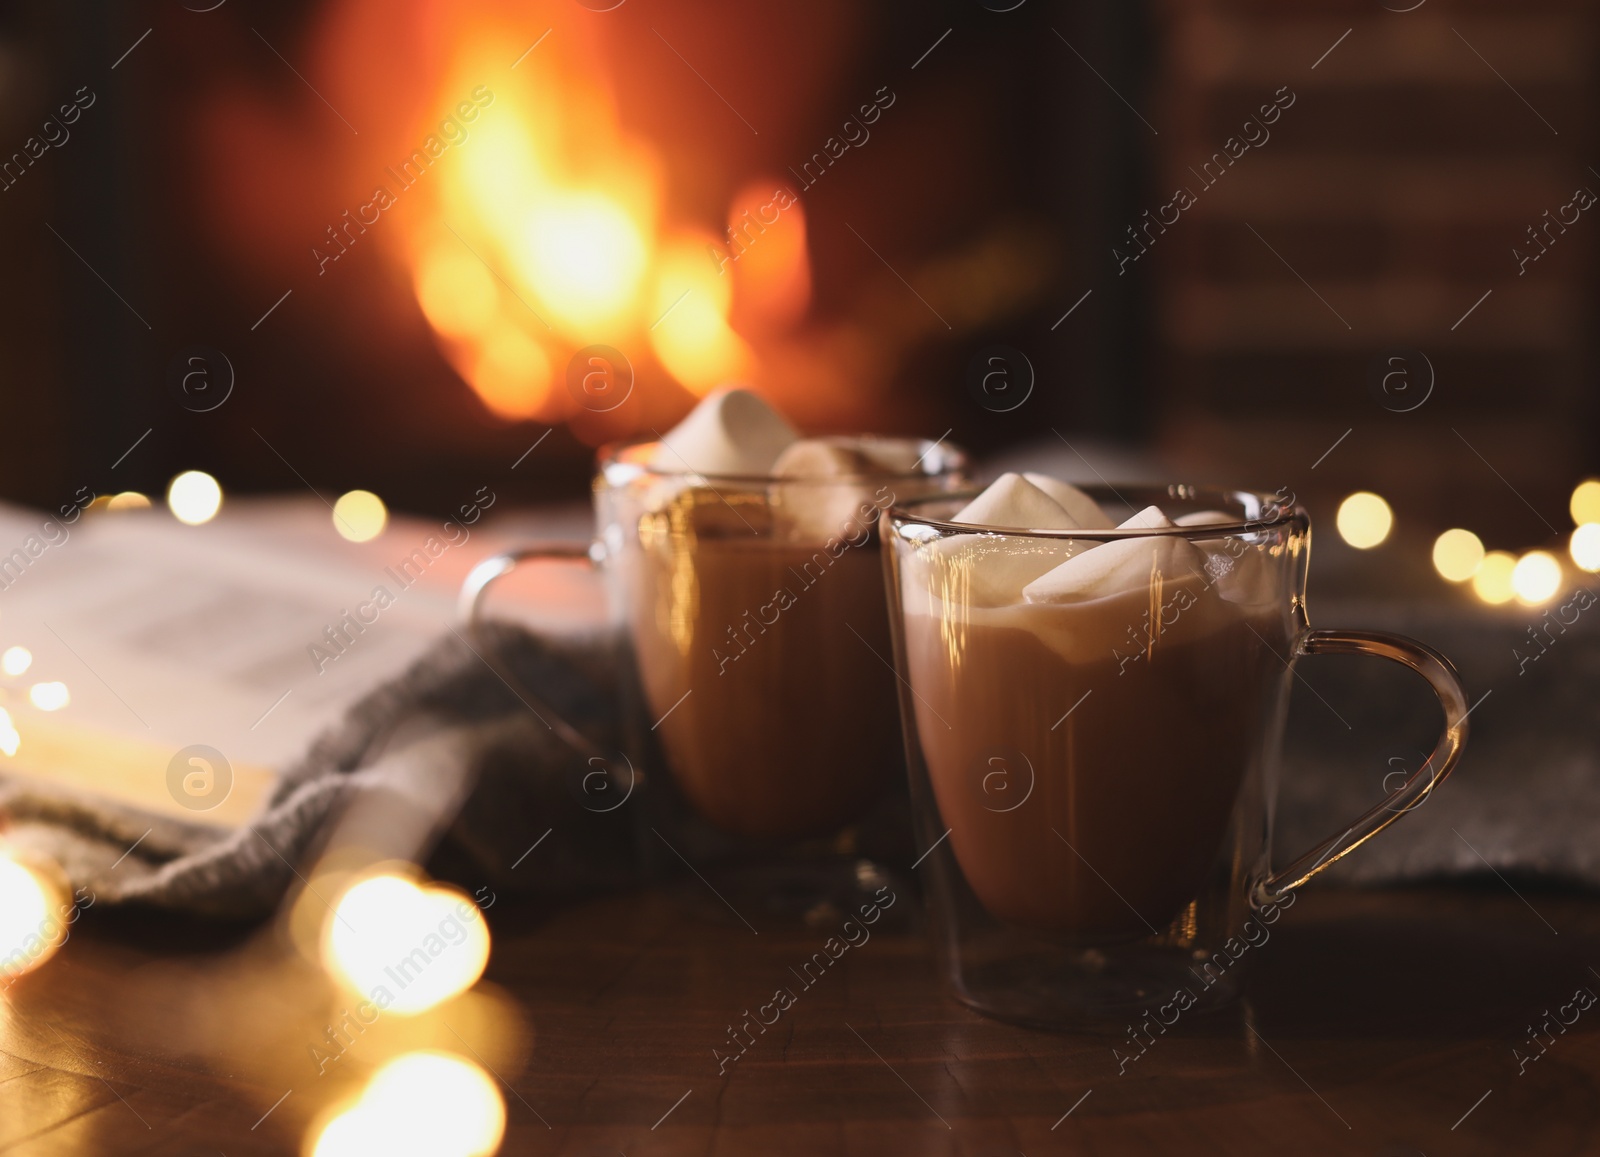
[0, 497, 600, 831]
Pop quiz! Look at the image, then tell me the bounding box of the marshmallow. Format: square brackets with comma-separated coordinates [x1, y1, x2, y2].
[771, 438, 887, 543]
[1022, 474, 1115, 530]
[772, 438, 871, 479]
[1175, 510, 1237, 527]
[951, 473, 1081, 531]
[771, 435, 934, 479]
[1119, 504, 1174, 531]
[653, 386, 798, 477]
[1022, 505, 1207, 604]
[1208, 544, 1275, 605]
[909, 474, 1085, 607]
[856, 436, 929, 475]
[1171, 511, 1277, 606]
[770, 436, 942, 542]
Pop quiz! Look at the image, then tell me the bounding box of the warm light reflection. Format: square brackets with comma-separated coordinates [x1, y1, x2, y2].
[399, 27, 812, 426]
[106, 492, 151, 512]
[522, 191, 648, 330]
[414, 245, 499, 341]
[323, 874, 490, 1015]
[465, 328, 552, 421]
[726, 179, 811, 333]
[1571, 479, 1600, 526]
[0, 707, 18, 757]
[0, 855, 64, 983]
[332, 491, 388, 543]
[2, 646, 32, 677]
[1571, 523, 1600, 573]
[648, 234, 753, 396]
[1472, 550, 1518, 605]
[1431, 529, 1484, 582]
[27, 682, 69, 712]
[1336, 492, 1392, 550]
[1512, 551, 1562, 606]
[309, 1051, 505, 1157]
[168, 471, 222, 525]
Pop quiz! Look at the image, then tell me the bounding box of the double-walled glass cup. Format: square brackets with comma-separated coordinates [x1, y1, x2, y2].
[881, 486, 1469, 1025]
[462, 437, 969, 883]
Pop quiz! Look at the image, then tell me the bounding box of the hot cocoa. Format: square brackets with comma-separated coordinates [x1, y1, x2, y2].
[625, 485, 902, 838]
[603, 387, 964, 840]
[895, 475, 1292, 940]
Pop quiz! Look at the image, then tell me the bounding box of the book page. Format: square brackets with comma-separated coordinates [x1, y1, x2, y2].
[0, 497, 602, 829]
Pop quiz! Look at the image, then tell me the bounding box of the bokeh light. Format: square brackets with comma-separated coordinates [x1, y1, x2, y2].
[27, 682, 69, 711]
[2, 646, 32, 677]
[522, 191, 648, 331]
[167, 471, 223, 525]
[1512, 550, 1562, 606]
[105, 492, 151, 512]
[1472, 550, 1518, 605]
[648, 233, 753, 397]
[0, 707, 18, 757]
[309, 1051, 505, 1157]
[323, 874, 490, 1015]
[1571, 523, 1600, 573]
[332, 491, 388, 543]
[465, 328, 552, 421]
[413, 245, 499, 341]
[0, 855, 65, 983]
[1431, 528, 1485, 582]
[1335, 492, 1393, 550]
[1571, 479, 1600, 526]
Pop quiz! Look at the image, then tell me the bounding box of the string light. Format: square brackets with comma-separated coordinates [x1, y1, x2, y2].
[1571, 479, 1600, 526]
[1431, 529, 1485, 582]
[0, 854, 65, 983]
[1471, 551, 1517, 605]
[1336, 492, 1392, 550]
[0, 707, 18, 757]
[332, 491, 388, 543]
[1, 646, 32, 677]
[309, 1051, 505, 1157]
[323, 874, 490, 1015]
[167, 471, 222, 525]
[1511, 551, 1562, 606]
[27, 682, 69, 711]
[1571, 524, 1600, 573]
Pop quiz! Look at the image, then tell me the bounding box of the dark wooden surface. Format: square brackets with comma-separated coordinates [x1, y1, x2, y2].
[3, 881, 1599, 1155]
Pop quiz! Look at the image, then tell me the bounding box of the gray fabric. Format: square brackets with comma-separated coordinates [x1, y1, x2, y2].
[1274, 597, 1600, 887]
[1, 594, 1593, 920]
[0, 623, 638, 918]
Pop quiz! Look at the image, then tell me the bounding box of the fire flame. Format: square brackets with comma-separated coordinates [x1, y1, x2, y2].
[192, 0, 1056, 442]
[398, 16, 808, 429]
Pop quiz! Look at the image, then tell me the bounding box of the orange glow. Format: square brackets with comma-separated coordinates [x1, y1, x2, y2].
[0, 854, 67, 984]
[465, 329, 552, 421]
[727, 178, 810, 334]
[520, 191, 649, 331]
[413, 243, 499, 340]
[390, 13, 809, 424]
[648, 233, 753, 397]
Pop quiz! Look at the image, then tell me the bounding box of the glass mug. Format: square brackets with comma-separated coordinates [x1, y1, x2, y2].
[881, 485, 1469, 1025]
[460, 437, 970, 870]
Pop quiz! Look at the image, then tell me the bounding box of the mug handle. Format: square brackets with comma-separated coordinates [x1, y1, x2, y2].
[1253, 628, 1470, 905]
[457, 544, 607, 762]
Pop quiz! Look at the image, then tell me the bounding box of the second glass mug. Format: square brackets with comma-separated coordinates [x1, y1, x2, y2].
[460, 436, 970, 879]
[881, 485, 1470, 1025]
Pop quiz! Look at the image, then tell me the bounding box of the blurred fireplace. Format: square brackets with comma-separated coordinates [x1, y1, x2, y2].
[0, 0, 1152, 517]
[1, 0, 1590, 534]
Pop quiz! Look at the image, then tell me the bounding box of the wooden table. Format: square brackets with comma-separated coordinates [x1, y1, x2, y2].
[2, 881, 1597, 1155]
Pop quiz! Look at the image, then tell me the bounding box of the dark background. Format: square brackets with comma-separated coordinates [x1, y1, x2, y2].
[0, 0, 1592, 555]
